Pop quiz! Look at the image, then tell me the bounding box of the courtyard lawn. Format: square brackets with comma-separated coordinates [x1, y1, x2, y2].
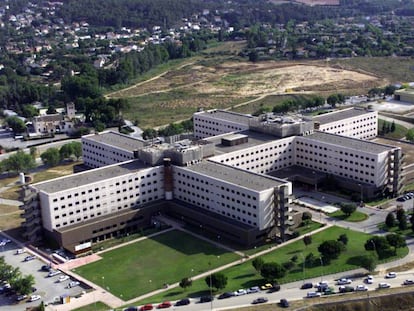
[329, 210, 368, 222]
[72, 302, 110, 311]
[73, 230, 241, 300]
[137, 226, 408, 304]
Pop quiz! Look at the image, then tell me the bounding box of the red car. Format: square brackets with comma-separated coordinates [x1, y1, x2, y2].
[140, 304, 153, 311]
[157, 301, 172, 309]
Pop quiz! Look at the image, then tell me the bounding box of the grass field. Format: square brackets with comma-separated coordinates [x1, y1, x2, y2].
[73, 230, 241, 300]
[72, 302, 110, 311]
[329, 210, 368, 222]
[378, 119, 408, 139]
[135, 226, 408, 304]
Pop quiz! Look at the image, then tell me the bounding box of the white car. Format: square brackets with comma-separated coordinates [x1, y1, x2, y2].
[355, 285, 368, 291]
[68, 281, 80, 288]
[337, 278, 352, 285]
[58, 275, 70, 282]
[403, 279, 414, 285]
[234, 289, 247, 296]
[48, 269, 61, 277]
[378, 282, 391, 289]
[246, 286, 260, 294]
[385, 272, 397, 279]
[29, 295, 41, 302]
[15, 249, 25, 255]
[364, 275, 373, 284]
[307, 291, 322, 298]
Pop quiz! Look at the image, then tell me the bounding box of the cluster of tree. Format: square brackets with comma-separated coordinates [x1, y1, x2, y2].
[40, 142, 82, 167]
[364, 233, 406, 259]
[5, 116, 27, 134]
[142, 119, 193, 140]
[368, 85, 398, 98]
[0, 256, 35, 296]
[272, 95, 325, 114]
[379, 120, 396, 136]
[252, 257, 286, 283]
[0, 151, 36, 175]
[385, 207, 411, 231]
[205, 272, 228, 291]
[326, 93, 345, 107]
[406, 128, 414, 142]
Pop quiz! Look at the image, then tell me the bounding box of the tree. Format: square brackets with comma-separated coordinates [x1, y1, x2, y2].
[303, 235, 312, 247]
[29, 147, 37, 159]
[143, 128, 158, 140]
[206, 272, 227, 291]
[391, 121, 396, 132]
[318, 240, 344, 263]
[1, 151, 36, 174]
[59, 143, 74, 160]
[302, 212, 312, 225]
[179, 277, 192, 291]
[338, 234, 348, 245]
[396, 208, 405, 222]
[260, 262, 286, 282]
[386, 233, 406, 249]
[399, 214, 408, 230]
[71, 142, 82, 160]
[406, 129, 414, 142]
[385, 212, 396, 228]
[12, 274, 35, 295]
[5, 116, 26, 134]
[359, 255, 377, 272]
[252, 257, 264, 273]
[40, 148, 60, 166]
[340, 203, 357, 217]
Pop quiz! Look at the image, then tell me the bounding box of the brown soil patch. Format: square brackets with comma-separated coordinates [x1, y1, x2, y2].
[108, 60, 381, 100]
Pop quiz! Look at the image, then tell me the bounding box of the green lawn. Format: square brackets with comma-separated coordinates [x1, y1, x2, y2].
[329, 210, 368, 222]
[378, 119, 408, 139]
[72, 302, 110, 311]
[137, 226, 408, 304]
[73, 230, 241, 300]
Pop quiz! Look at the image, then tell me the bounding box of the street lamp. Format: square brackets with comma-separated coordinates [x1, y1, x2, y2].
[319, 257, 324, 282]
[102, 276, 105, 293]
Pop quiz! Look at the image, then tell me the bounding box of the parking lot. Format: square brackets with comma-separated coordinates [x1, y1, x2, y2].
[0, 234, 86, 310]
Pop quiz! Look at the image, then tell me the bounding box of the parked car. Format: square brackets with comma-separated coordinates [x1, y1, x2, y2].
[323, 287, 336, 295]
[140, 304, 153, 311]
[337, 278, 352, 285]
[16, 294, 27, 301]
[124, 307, 138, 311]
[268, 284, 281, 292]
[175, 298, 190, 306]
[301, 282, 313, 289]
[15, 249, 25, 255]
[48, 269, 61, 277]
[24, 255, 36, 262]
[378, 282, 391, 289]
[280, 298, 289, 308]
[157, 301, 171, 309]
[252, 297, 268, 304]
[260, 283, 273, 290]
[307, 292, 322, 298]
[29, 295, 41, 302]
[234, 289, 247, 296]
[355, 285, 368, 291]
[364, 275, 373, 284]
[199, 296, 213, 303]
[68, 281, 80, 288]
[218, 292, 234, 299]
[41, 265, 51, 272]
[339, 286, 354, 293]
[404, 279, 414, 285]
[385, 272, 397, 279]
[246, 286, 260, 293]
[58, 275, 70, 282]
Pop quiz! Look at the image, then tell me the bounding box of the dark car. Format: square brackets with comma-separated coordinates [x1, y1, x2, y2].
[175, 298, 190, 306]
[280, 298, 289, 308]
[124, 307, 138, 311]
[339, 286, 354, 293]
[199, 296, 213, 303]
[268, 284, 281, 292]
[252, 297, 268, 304]
[301, 282, 313, 289]
[218, 292, 234, 299]
[41, 265, 51, 272]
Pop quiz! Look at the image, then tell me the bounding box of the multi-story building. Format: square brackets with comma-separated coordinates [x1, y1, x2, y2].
[81, 131, 146, 168]
[20, 106, 402, 254]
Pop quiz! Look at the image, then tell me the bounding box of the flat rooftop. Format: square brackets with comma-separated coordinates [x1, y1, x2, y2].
[33, 160, 150, 194]
[185, 161, 287, 191]
[312, 107, 374, 125]
[304, 131, 396, 154]
[204, 130, 279, 155]
[196, 109, 252, 125]
[83, 131, 145, 152]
